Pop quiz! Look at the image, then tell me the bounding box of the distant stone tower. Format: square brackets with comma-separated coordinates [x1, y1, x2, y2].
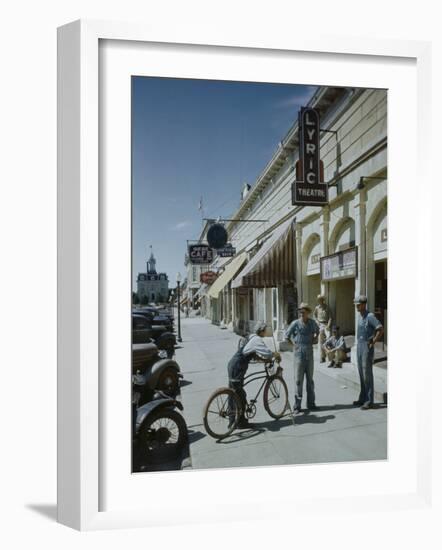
[147, 246, 157, 274]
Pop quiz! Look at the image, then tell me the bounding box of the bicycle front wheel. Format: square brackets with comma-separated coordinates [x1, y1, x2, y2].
[203, 387, 242, 439]
[263, 376, 288, 419]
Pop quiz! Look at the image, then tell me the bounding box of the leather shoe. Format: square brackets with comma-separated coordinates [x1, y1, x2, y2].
[308, 404, 319, 411]
[360, 403, 373, 410]
[353, 400, 364, 406]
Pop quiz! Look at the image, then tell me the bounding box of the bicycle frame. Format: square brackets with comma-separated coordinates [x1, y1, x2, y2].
[242, 361, 280, 406]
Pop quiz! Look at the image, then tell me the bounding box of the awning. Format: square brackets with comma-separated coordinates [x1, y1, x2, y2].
[208, 252, 248, 299]
[194, 283, 208, 298]
[231, 217, 295, 289]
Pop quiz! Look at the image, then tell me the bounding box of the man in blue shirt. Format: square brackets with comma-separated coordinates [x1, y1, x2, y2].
[323, 325, 348, 368]
[353, 295, 384, 410]
[285, 302, 319, 414]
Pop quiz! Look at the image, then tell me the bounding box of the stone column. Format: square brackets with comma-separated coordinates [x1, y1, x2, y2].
[354, 189, 367, 299]
[230, 285, 236, 332]
[352, 190, 367, 362]
[295, 224, 303, 303]
[319, 206, 330, 297]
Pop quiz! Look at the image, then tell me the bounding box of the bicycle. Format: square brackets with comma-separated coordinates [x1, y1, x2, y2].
[203, 357, 289, 440]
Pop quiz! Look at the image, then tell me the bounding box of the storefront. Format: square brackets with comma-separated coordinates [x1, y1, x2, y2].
[207, 252, 248, 327]
[231, 216, 296, 340]
[321, 246, 357, 335]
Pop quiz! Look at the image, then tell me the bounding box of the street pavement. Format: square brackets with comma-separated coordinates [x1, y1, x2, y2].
[175, 315, 387, 470]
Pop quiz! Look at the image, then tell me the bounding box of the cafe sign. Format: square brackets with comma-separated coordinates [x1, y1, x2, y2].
[188, 244, 214, 265]
[292, 107, 328, 207]
[321, 247, 358, 281]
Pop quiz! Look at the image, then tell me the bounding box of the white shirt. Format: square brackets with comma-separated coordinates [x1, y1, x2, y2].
[242, 334, 273, 360]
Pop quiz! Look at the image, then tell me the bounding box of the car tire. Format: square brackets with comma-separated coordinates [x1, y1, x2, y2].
[157, 367, 179, 396]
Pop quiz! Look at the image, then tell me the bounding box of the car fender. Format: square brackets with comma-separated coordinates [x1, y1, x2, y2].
[135, 398, 184, 433]
[156, 331, 176, 348]
[148, 359, 181, 389]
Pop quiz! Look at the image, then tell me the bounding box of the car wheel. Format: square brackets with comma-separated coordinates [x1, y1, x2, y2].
[157, 367, 179, 396]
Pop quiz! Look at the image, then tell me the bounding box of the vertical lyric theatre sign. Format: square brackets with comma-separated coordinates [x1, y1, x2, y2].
[292, 107, 328, 206]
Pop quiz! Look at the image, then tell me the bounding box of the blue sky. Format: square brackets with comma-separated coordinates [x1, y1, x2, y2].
[132, 77, 317, 288]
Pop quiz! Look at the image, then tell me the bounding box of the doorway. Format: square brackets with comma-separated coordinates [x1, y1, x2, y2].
[334, 278, 355, 335]
[306, 274, 321, 309]
[374, 260, 387, 347]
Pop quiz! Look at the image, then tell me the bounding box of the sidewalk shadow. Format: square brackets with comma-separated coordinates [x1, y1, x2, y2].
[217, 416, 294, 443]
[180, 379, 192, 388]
[314, 404, 359, 412]
[252, 417, 295, 432]
[316, 403, 387, 412]
[294, 413, 335, 425]
[187, 429, 206, 444]
[216, 427, 265, 445]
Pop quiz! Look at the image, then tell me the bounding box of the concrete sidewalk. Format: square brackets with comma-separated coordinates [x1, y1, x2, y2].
[176, 316, 387, 470]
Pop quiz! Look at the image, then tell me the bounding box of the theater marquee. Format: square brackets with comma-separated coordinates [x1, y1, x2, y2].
[321, 247, 358, 281]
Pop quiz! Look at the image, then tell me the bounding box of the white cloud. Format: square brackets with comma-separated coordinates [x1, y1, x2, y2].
[170, 220, 192, 231]
[273, 87, 318, 110]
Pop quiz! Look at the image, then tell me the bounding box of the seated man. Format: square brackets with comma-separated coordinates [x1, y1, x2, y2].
[227, 321, 280, 428]
[323, 325, 347, 368]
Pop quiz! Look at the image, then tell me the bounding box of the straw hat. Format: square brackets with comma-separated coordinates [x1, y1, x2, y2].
[298, 302, 312, 312]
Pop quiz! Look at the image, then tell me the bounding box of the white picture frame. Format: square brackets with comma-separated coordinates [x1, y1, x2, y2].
[57, 19, 433, 531]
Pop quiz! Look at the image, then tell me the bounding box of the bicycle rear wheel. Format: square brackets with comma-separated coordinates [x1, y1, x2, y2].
[203, 387, 242, 439]
[263, 376, 288, 419]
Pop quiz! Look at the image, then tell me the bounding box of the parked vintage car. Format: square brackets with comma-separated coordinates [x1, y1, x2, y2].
[132, 342, 181, 398]
[132, 314, 176, 357]
[133, 308, 174, 332]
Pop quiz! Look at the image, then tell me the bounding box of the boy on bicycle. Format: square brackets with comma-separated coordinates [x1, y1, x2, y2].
[227, 321, 280, 428]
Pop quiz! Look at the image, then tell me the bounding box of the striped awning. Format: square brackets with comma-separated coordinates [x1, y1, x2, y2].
[208, 252, 248, 299]
[231, 217, 295, 289]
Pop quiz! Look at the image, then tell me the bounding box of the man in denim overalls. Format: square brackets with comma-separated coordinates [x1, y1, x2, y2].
[353, 295, 384, 410]
[285, 302, 319, 414]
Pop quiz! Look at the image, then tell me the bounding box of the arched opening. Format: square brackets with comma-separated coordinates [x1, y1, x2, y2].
[367, 198, 388, 347]
[329, 216, 356, 254]
[327, 217, 356, 336]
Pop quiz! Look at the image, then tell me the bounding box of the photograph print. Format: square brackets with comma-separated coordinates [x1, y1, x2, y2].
[131, 77, 387, 473]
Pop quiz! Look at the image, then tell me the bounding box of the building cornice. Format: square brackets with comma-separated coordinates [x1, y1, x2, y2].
[226, 86, 352, 231]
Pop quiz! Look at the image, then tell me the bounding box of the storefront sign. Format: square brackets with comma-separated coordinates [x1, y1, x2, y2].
[207, 223, 228, 249]
[200, 271, 218, 284]
[217, 244, 236, 257]
[292, 107, 328, 207]
[321, 247, 358, 281]
[188, 244, 214, 264]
